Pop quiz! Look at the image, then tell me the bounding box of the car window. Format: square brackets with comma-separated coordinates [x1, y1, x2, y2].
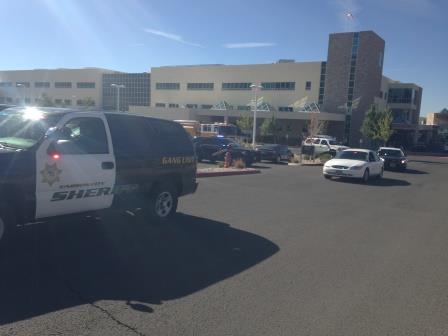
[369, 152, 375, 162]
[313, 139, 320, 144]
[321, 140, 328, 145]
[378, 149, 404, 157]
[336, 151, 368, 161]
[106, 115, 151, 156]
[55, 117, 109, 155]
[147, 118, 193, 155]
[305, 139, 313, 144]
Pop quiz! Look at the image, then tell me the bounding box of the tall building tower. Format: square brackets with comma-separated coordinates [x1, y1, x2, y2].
[324, 31, 385, 146]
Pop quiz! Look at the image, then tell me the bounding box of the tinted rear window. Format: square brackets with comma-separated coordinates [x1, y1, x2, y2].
[106, 115, 152, 155]
[147, 118, 193, 155]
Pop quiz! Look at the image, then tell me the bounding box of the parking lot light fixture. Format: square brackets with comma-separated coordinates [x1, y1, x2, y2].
[250, 84, 262, 148]
[111, 84, 125, 112]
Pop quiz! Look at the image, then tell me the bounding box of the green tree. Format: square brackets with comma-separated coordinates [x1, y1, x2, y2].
[260, 116, 279, 142]
[80, 97, 95, 107]
[236, 114, 253, 132]
[37, 93, 54, 107]
[361, 105, 393, 145]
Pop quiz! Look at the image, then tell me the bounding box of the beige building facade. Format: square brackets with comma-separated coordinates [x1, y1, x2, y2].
[150, 61, 322, 111]
[0, 68, 117, 108]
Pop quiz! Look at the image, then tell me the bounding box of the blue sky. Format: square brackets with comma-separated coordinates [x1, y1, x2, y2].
[1, 0, 446, 115]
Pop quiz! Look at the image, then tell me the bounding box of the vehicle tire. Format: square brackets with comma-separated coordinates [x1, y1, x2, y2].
[324, 174, 332, 180]
[0, 206, 16, 250]
[147, 183, 178, 223]
[362, 169, 370, 183]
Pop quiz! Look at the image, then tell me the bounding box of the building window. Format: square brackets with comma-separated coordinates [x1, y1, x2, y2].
[16, 82, 30, 88]
[187, 83, 214, 90]
[237, 105, 251, 111]
[186, 104, 198, 109]
[155, 103, 166, 107]
[261, 82, 295, 90]
[77, 82, 95, 89]
[155, 82, 179, 90]
[64, 99, 71, 106]
[24, 98, 31, 104]
[201, 104, 213, 109]
[6, 97, 13, 103]
[279, 106, 293, 112]
[387, 88, 414, 104]
[168, 103, 179, 108]
[305, 81, 312, 91]
[55, 99, 63, 105]
[35, 81, 50, 88]
[222, 82, 252, 90]
[55, 82, 72, 88]
[0, 82, 12, 87]
[0, 97, 4, 103]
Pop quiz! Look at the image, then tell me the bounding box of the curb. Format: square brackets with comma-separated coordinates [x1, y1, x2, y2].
[197, 168, 261, 178]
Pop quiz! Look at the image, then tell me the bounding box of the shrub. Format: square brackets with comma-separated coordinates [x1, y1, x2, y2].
[318, 152, 332, 164]
[233, 158, 246, 169]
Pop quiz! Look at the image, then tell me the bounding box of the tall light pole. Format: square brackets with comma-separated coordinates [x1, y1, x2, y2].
[250, 84, 262, 148]
[111, 84, 125, 112]
[16, 83, 24, 105]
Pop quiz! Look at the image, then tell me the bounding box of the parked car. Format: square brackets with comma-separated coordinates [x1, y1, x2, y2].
[323, 149, 384, 182]
[303, 137, 349, 156]
[0, 107, 198, 248]
[377, 147, 407, 171]
[193, 137, 260, 166]
[256, 144, 293, 163]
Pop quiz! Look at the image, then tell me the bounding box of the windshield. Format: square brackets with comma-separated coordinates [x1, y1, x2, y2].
[336, 150, 368, 161]
[0, 110, 62, 149]
[378, 149, 404, 157]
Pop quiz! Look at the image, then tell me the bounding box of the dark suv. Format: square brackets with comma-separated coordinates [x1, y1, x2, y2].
[0, 107, 197, 248]
[193, 137, 260, 166]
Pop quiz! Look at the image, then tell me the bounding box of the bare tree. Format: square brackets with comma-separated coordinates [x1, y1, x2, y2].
[307, 112, 327, 137]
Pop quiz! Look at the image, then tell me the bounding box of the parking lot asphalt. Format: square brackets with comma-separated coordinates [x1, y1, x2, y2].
[1, 156, 448, 336]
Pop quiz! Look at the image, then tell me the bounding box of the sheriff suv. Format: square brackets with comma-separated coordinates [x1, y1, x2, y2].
[0, 107, 197, 248]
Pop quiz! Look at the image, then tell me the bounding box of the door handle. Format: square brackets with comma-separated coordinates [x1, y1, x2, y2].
[102, 161, 115, 170]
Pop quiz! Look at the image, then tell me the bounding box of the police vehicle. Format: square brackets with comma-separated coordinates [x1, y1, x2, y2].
[0, 107, 197, 248]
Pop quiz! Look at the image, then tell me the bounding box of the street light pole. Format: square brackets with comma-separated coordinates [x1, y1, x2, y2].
[111, 84, 125, 112]
[16, 83, 24, 105]
[251, 84, 262, 148]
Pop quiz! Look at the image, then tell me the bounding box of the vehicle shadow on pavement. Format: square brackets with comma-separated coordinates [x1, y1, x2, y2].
[333, 177, 411, 187]
[410, 159, 448, 165]
[0, 213, 279, 325]
[391, 168, 428, 175]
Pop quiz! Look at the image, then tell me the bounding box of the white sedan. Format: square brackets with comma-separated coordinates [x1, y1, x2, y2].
[323, 149, 384, 182]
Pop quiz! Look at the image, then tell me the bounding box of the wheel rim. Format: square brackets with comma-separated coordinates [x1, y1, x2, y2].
[155, 191, 173, 218]
[0, 217, 5, 242]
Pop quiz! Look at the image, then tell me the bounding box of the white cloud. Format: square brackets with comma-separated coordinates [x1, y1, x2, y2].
[223, 42, 276, 49]
[143, 28, 203, 47]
